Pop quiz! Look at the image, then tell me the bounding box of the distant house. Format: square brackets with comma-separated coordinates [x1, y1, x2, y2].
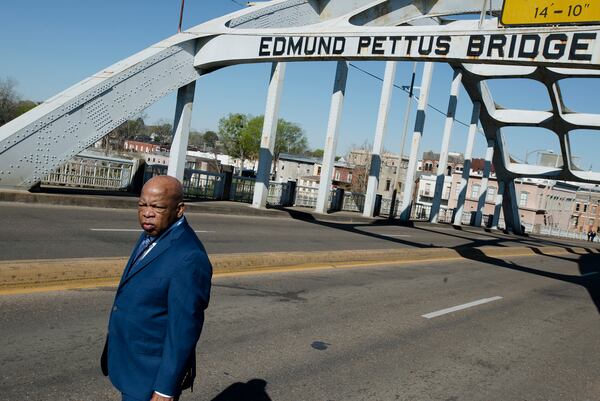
[124, 140, 161, 154]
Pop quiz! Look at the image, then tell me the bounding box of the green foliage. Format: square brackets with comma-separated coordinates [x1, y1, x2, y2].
[203, 130, 219, 149]
[14, 100, 37, 117]
[275, 119, 308, 158]
[218, 113, 251, 160]
[309, 148, 324, 158]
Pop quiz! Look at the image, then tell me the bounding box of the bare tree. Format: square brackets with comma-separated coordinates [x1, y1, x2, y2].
[0, 78, 19, 126]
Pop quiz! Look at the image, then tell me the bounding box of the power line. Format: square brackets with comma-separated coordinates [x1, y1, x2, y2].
[348, 63, 472, 130]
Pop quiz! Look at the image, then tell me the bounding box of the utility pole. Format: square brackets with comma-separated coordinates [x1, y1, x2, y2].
[178, 0, 185, 33]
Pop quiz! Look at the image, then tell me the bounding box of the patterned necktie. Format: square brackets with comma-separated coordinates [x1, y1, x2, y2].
[128, 235, 155, 274]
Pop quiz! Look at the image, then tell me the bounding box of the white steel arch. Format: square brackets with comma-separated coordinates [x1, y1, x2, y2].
[2, 0, 600, 233]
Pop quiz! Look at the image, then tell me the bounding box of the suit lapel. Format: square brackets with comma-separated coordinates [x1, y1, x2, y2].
[119, 220, 186, 288]
[117, 234, 144, 290]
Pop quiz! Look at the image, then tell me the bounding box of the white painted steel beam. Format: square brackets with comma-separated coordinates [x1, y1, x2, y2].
[474, 138, 494, 227]
[252, 62, 286, 209]
[430, 70, 461, 224]
[363, 61, 397, 218]
[399, 62, 434, 223]
[2, 0, 600, 192]
[315, 61, 348, 214]
[491, 181, 505, 230]
[168, 81, 196, 181]
[453, 102, 481, 226]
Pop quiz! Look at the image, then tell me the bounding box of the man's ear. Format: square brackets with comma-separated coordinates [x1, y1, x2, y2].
[177, 202, 185, 218]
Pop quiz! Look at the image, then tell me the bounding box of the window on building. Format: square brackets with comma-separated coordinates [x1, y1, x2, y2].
[471, 184, 480, 199]
[576, 203, 581, 211]
[519, 192, 529, 207]
[348, 173, 353, 182]
[335, 171, 340, 181]
[281, 165, 284, 170]
[584, 204, 588, 212]
[447, 166, 452, 176]
[487, 186, 496, 202]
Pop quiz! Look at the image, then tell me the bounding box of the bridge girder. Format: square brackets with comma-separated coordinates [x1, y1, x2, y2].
[1, 0, 600, 190]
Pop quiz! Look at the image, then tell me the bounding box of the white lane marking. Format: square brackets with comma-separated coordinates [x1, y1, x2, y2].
[90, 228, 215, 233]
[422, 296, 503, 319]
[582, 272, 599, 277]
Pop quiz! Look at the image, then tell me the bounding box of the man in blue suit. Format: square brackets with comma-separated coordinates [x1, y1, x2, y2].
[102, 175, 212, 401]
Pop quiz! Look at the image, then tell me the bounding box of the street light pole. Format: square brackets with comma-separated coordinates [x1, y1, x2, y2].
[178, 0, 186, 33]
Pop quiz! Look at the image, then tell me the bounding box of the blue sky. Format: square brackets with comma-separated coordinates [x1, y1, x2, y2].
[2, 0, 599, 170]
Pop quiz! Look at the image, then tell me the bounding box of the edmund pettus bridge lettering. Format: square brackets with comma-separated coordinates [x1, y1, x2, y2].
[258, 33, 597, 62]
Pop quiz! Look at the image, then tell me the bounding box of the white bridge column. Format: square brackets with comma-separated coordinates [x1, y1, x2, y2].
[453, 102, 481, 226]
[491, 180, 505, 229]
[168, 81, 196, 181]
[399, 62, 435, 223]
[475, 138, 494, 227]
[503, 179, 524, 234]
[252, 62, 286, 209]
[316, 61, 349, 214]
[364, 61, 397, 218]
[430, 70, 462, 223]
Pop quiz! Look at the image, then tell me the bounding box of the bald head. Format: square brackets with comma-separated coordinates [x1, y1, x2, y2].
[137, 175, 185, 236]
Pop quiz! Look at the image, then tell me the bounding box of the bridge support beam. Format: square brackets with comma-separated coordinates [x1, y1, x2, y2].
[364, 61, 397, 218]
[168, 81, 197, 181]
[252, 62, 286, 209]
[475, 138, 494, 227]
[453, 102, 481, 226]
[491, 181, 505, 229]
[430, 70, 462, 224]
[399, 62, 435, 223]
[316, 61, 348, 214]
[503, 179, 524, 234]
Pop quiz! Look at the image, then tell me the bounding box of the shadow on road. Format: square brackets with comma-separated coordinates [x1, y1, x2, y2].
[455, 247, 600, 314]
[282, 207, 600, 314]
[211, 378, 273, 401]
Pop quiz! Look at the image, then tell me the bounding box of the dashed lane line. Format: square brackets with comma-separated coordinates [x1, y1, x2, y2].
[422, 296, 503, 319]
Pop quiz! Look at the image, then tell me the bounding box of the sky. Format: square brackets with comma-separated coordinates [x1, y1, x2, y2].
[1, 0, 600, 172]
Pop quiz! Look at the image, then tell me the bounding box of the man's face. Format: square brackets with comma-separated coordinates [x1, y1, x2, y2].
[137, 183, 184, 237]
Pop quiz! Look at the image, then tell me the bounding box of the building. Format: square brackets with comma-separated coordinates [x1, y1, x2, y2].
[346, 149, 409, 198]
[571, 185, 600, 233]
[124, 140, 162, 154]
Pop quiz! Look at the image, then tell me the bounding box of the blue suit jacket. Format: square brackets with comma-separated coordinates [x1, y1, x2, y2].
[103, 217, 212, 399]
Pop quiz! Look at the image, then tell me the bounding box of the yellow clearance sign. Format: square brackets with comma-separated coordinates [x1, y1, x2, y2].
[502, 0, 600, 26]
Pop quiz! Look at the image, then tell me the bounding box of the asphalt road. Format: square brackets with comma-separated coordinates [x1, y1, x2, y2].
[1, 252, 599, 401]
[0, 202, 596, 261]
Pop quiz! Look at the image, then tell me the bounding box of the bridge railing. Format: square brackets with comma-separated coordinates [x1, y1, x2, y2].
[144, 164, 226, 200]
[42, 152, 136, 190]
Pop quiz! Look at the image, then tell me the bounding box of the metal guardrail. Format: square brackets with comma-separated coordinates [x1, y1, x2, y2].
[42, 154, 135, 190]
[144, 164, 226, 200]
[230, 176, 255, 203]
[341, 192, 365, 213]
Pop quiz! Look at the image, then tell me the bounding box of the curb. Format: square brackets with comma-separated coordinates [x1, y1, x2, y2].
[1, 245, 597, 294]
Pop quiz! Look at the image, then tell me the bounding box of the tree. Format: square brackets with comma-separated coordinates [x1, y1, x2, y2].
[309, 148, 324, 158]
[275, 119, 308, 160]
[149, 121, 173, 144]
[203, 130, 219, 150]
[218, 113, 253, 171]
[14, 100, 37, 117]
[0, 78, 19, 126]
